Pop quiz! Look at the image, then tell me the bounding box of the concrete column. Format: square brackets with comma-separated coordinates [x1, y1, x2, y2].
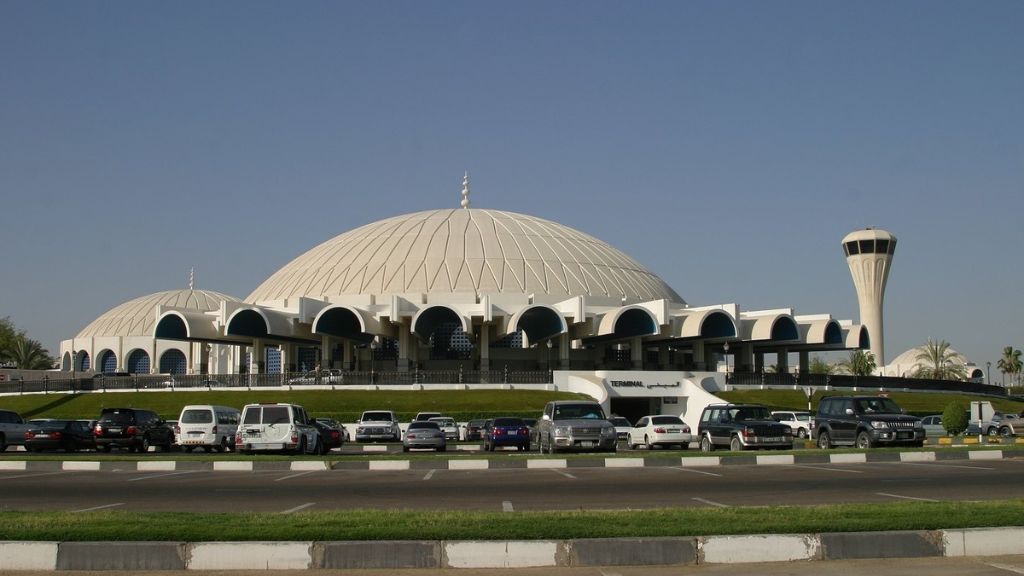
[693, 342, 706, 370]
[342, 340, 353, 371]
[739, 343, 755, 373]
[190, 342, 203, 374]
[658, 344, 669, 370]
[559, 333, 570, 369]
[798, 351, 810, 375]
[776, 349, 789, 374]
[754, 352, 764, 374]
[630, 337, 643, 369]
[478, 322, 490, 372]
[252, 339, 264, 374]
[397, 322, 411, 372]
[320, 335, 332, 370]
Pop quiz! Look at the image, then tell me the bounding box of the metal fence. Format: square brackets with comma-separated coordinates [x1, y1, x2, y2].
[725, 371, 1009, 397]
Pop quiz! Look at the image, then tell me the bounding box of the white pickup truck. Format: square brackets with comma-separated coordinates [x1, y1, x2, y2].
[0, 409, 32, 451]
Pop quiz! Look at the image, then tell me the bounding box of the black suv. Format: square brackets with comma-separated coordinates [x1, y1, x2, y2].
[813, 396, 924, 449]
[697, 403, 793, 452]
[93, 408, 175, 452]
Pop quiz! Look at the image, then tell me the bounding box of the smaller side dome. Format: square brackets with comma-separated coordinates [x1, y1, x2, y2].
[76, 289, 242, 339]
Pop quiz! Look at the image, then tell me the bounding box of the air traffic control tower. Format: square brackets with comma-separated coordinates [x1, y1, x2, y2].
[842, 228, 896, 366]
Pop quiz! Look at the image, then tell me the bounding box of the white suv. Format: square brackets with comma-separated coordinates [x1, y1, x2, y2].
[771, 410, 812, 439]
[235, 403, 320, 455]
[355, 410, 401, 442]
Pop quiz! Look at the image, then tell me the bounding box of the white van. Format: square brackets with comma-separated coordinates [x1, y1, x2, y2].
[235, 403, 320, 455]
[175, 405, 241, 452]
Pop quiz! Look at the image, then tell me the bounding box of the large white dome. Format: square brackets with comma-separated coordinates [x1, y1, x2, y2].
[77, 289, 242, 338]
[247, 208, 683, 304]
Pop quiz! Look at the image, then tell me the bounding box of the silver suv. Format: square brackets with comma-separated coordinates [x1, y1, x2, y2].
[536, 400, 617, 453]
[355, 410, 401, 442]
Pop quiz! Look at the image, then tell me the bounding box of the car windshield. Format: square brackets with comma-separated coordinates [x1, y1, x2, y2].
[553, 404, 606, 420]
[35, 420, 72, 430]
[493, 418, 524, 427]
[181, 410, 213, 424]
[408, 422, 439, 430]
[795, 413, 811, 421]
[731, 407, 772, 421]
[855, 398, 902, 414]
[651, 416, 683, 425]
[100, 411, 134, 425]
[362, 412, 393, 421]
[429, 418, 456, 426]
[609, 417, 631, 427]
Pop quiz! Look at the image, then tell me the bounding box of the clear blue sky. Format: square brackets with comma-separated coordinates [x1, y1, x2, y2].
[2, 1, 1021, 372]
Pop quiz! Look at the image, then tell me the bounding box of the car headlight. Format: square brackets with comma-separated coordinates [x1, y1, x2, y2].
[871, 420, 889, 429]
[554, 426, 570, 436]
[601, 426, 615, 437]
[914, 421, 924, 429]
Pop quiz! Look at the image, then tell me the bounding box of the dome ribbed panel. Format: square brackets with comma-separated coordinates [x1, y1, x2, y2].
[76, 290, 242, 338]
[246, 209, 683, 304]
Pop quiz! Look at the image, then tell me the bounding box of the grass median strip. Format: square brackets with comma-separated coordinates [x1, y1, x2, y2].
[4, 500, 1023, 541]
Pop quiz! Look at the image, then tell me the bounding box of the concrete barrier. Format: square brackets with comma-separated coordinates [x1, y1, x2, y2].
[62, 461, 101, 471]
[829, 453, 866, 463]
[676, 456, 720, 467]
[899, 451, 935, 462]
[56, 542, 186, 570]
[943, 527, 1024, 556]
[290, 460, 328, 471]
[369, 460, 409, 471]
[0, 541, 58, 570]
[820, 531, 943, 559]
[137, 461, 176, 471]
[444, 541, 560, 568]
[756, 454, 794, 465]
[526, 458, 567, 469]
[313, 541, 441, 569]
[0, 461, 27, 470]
[569, 537, 697, 566]
[213, 461, 253, 471]
[447, 459, 489, 470]
[604, 457, 644, 468]
[700, 534, 819, 563]
[968, 450, 1003, 460]
[188, 542, 312, 570]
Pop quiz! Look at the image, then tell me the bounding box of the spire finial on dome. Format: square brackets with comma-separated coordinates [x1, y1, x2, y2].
[460, 171, 470, 209]
[189, 267, 195, 290]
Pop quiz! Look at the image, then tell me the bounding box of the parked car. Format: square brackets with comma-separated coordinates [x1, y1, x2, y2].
[24, 419, 96, 452]
[93, 408, 175, 453]
[771, 410, 812, 439]
[402, 421, 446, 452]
[608, 416, 633, 441]
[354, 410, 401, 442]
[812, 396, 924, 449]
[288, 369, 344, 385]
[463, 419, 487, 441]
[920, 415, 946, 438]
[413, 411, 442, 422]
[235, 403, 320, 455]
[996, 414, 1024, 437]
[428, 416, 460, 441]
[697, 403, 793, 452]
[175, 405, 240, 453]
[314, 418, 345, 453]
[535, 400, 617, 453]
[0, 409, 31, 451]
[628, 415, 691, 450]
[482, 417, 531, 451]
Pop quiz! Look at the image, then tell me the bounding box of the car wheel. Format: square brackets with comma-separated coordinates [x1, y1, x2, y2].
[1000, 426, 1012, 437]
[679, 442, 689, 451]
[627, 434, 636, 450]
[488, 441, 496, 452]
[987, 427, 997, 436]
[729, 436, 744, 452]
[101, 445, 112, 453]
[402, 446, 409, 453]
[797, 428, 808, 439]
[184, 446, 194, 453]
[439, 445, 446, 452]
[856, 430, 874, 449]
[0, 434, 6, 452]
[817, 431, 832, 449]
[296, 437, 306, 455]
[699, 435, 714, 453]
[140, 437, 151, 453]
[645, 435, 654, 450]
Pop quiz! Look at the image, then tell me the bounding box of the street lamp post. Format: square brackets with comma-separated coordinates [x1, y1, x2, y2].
[546, 340, 553, 381]
[986, 361, 992, 386]
[369, 340, 377, 385]
[71, 349, 77, 386]
[723, 341, 730, 383]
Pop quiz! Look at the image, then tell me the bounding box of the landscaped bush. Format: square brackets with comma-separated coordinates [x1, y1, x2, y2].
[942, 400, 968, 435]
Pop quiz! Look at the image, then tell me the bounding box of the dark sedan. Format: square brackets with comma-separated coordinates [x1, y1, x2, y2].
[482, 417, 531, 451]
[314, 418, 345, 453]
[24, 420, 96, 452]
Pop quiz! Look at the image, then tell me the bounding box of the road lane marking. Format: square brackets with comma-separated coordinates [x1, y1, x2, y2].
[73, 503, 124, 513]
[423, 470, 436, 480]
[876, 492, 939, 502]
[792, 464, 864, 473]
[281, 503, 316, 514]
[692, 497, 729, 508]
[502, 501, 514, 512]
[551, 469, 576, 479]
[128, 471, 199, 482]
[986, 562, 1024, 574]
[275, 470, 318, 482]
[0, 471, 67, 480]
[669, 466, 722, 477]
[899, 462, 996, 471]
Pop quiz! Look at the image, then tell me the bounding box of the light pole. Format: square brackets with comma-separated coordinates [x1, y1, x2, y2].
[71, 349, 77, 384]
[723, 341, 730, 382]
[369, 339, 377, 385]
[546, 339, 553, 380]
[986, 361, 992, 386]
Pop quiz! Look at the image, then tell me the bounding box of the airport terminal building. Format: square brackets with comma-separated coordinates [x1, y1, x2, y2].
[58, 178, 867, 422]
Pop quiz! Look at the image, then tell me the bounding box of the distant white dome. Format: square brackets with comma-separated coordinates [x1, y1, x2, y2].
[247, 209, 683, 304]
[77, 289, 242, 338]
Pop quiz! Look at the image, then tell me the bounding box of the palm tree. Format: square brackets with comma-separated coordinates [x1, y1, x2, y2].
[3, 334, 54, 370]
[997, 346, 1023, 387]
[911, 339, 968, 381]
[837, 350, 876, 376]
[809, 356, 834, 375]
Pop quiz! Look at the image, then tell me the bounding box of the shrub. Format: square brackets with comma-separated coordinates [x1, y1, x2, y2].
[942, 401, 968, 435]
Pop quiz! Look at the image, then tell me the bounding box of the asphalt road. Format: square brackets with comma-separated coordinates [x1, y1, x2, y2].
[1, 455, 1023, 513]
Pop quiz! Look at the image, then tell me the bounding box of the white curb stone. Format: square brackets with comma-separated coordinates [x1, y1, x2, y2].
[756, 454, 794, 465]
[63, 461, 101, 471]
[968, 450, 1003, 460]
[448, 459, 489, 470]
[605, 458, 644, 468]
[362, 445, 388, 452]
[526, 459, 567, 469]
[290, 461, 328, 471]
[943, 527, 1024, 557]
[444, 541, 559, 568]
[188, 542, 312, 570]
[0, 461, 27, 470]
[369, 460, 409, 471]
[899, 451, 935, 462]
[0, 541, 58, 570]
[455, 445, 482, 451]
[213, 461, 253, 471]
[701, 534, 819, 563]
[677, 457, 720, 467]
[137, 461, 176, 471]
[829, 453, 866, 464]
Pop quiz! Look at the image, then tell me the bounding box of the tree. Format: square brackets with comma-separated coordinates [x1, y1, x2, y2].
[4, 334, 54, 370]
[837, 350, 876, 376]
[809, 356, 834, 375]
[911, 339, 968, 381]
[942, 401, 968, 435]
[996, 346, 1022, 387]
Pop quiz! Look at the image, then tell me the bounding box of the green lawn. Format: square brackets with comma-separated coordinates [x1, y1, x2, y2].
[4, 501, 1023, 541]
[0, 389, 587, 422]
